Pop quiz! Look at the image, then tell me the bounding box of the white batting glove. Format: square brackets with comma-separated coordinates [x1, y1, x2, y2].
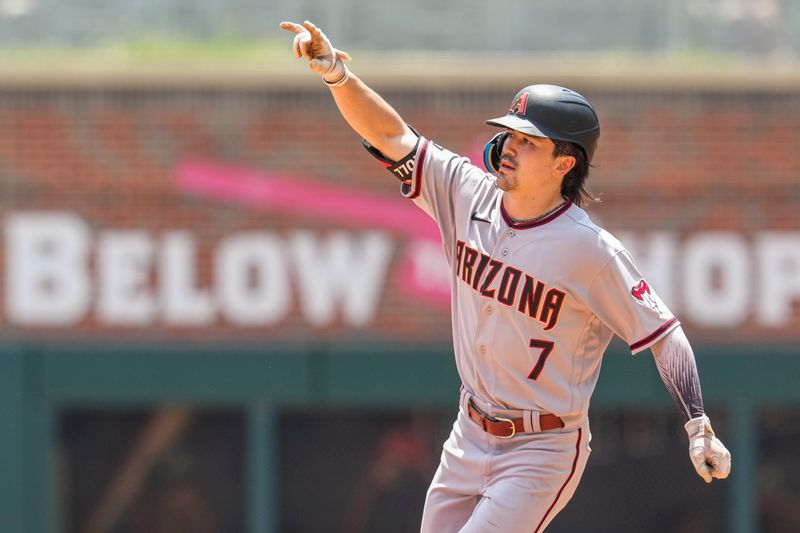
[684, 415, 731, 483]
[279, 20, 352, 83]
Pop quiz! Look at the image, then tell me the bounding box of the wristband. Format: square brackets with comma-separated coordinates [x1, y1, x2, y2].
[685, 415, 713, 439]
[323, 60, 350, 87]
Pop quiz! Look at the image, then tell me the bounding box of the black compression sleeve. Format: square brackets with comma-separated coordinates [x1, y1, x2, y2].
[362, 125, 421, 183]
[650, 326, 705, 421]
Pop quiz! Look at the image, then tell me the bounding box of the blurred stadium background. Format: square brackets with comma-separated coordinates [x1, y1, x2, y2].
[0, 1, 799, 532]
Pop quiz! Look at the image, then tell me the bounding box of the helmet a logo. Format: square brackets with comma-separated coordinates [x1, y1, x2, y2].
[631, 279, 661, 313]
[509, 93, 529, 116]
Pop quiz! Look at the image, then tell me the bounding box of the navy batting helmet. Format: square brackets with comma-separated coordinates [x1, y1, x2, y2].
[485, 84, 600, 162]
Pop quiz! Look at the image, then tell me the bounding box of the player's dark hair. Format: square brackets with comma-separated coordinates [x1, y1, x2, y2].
[552, 140, 598, 208]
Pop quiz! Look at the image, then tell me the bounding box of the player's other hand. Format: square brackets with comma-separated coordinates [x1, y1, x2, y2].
[684, 415, 731, 483]
[279, 20, 351, 77]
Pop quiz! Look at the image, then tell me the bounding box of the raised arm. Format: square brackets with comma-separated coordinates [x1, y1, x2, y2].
[279, 20, 418, 162]
[650, 326, 731, 483]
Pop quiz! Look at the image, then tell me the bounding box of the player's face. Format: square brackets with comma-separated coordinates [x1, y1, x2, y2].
[495, 130, 575, 195]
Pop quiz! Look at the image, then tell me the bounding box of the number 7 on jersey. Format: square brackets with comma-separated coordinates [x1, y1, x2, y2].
[528, 339, 554, 380]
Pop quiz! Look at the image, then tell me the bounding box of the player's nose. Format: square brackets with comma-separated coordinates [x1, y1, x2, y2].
[502, 144, 516, 159]
[503, 134, 519, 155]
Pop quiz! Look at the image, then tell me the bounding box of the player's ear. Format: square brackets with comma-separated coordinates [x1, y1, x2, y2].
[484, 132, 508, 175]
[555, 155, 576, 175]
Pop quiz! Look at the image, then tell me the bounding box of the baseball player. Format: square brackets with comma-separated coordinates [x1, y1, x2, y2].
[280, 20, 731, 532]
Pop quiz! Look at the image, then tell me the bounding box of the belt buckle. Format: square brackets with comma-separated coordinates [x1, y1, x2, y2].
[493, 416, 516, 439]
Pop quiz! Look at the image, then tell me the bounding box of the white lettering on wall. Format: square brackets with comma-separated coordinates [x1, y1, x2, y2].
[160, 232, 215, 325]
[6, 212, 90, 325]
[757, 233, 800, 326]
[4, 212, 394, 328]
[291, 231, 393, 327]
[215, 233, 290, 326]
[683, 233, 749, 326]
[97, 231, 155, 325]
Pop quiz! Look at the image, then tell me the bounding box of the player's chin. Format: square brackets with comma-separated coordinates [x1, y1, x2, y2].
[495, 172, 516, 191]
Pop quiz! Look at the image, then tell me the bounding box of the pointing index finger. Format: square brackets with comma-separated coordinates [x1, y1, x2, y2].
[279, 21, 304, 34]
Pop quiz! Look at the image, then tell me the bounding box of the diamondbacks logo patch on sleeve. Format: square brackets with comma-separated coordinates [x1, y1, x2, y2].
[631, 279, 661, 313]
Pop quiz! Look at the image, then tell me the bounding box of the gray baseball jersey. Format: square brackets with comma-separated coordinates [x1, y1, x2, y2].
[403, 137, 678, 422]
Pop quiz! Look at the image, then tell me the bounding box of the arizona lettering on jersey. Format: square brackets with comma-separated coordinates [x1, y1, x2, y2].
[455, 240, 565, 331]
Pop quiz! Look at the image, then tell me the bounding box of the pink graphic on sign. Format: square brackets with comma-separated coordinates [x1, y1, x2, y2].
[177, 158, 451, 307]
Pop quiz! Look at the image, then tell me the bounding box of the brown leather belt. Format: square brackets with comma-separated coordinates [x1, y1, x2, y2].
[468, 401, 564, 438]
